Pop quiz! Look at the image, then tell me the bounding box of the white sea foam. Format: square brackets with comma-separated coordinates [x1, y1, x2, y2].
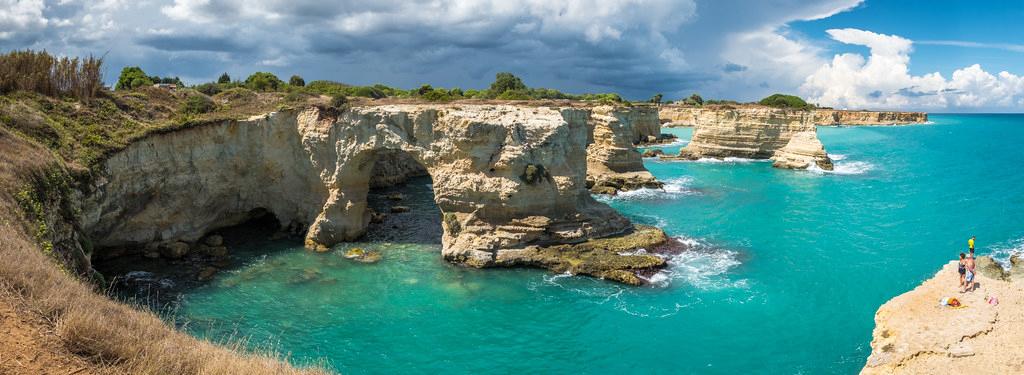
[989, 238, 1024, 269]
[806, 160, 875, 176]
[827, 153, 847, 161]
[598, 176, 697, 201]
[693, 157, 767, 164]
[653, 236, 746, 290]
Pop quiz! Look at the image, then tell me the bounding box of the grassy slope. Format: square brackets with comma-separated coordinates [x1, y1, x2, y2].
[0, 89, 330, 374]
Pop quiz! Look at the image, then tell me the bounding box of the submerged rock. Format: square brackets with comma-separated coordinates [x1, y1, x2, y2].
[390, 206, 410, 213]
[197, 266, 219, 281]
[641, 149, 664, 158]
[159, 241, 190, 259]
[344, 247, 382, 263]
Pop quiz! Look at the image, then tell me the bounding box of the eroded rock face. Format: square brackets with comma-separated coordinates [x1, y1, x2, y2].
[660, 106, 928, 127]
[770, 131, 834, 170]
[673, 107, 832, 170]
[586, 106, 662, 193]
[81, 105, 636, 269]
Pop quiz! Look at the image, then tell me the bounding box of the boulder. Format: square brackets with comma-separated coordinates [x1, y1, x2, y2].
[641, 149, 664, 158]
[159, 241, 190, 259]
[390, 206, 410, 213]
[200, 245, 229, 258]
[202, 234, 223, 247]
[197, 266, 219, 281]
[975, 255, 1008, 281]
[344, 247, 382, 263]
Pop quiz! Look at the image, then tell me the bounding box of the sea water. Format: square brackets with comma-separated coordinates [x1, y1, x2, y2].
[176, 114, 1024, 374]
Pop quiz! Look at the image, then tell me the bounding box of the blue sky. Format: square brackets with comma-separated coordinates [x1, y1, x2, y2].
[1, 0, 1022, 111]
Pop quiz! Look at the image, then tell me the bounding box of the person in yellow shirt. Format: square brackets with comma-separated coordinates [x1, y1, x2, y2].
[968, 236, 975, 253]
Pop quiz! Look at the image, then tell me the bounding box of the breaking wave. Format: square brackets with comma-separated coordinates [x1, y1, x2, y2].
[529, 235, 749, 317]
[693, 157, 767, 164]
[989, 238, 1024, 269]
[597, 177, 697, 201]
[643, 236, 746, 290]
[806, 160, 875, 176]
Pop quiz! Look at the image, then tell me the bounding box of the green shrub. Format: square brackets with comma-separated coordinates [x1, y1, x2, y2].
[496, 89, 530, 100]
[213, 87, 256, 102]
[289, 75, 305, 87]
[422, 89, 453, 102]
[758, 93, 812, 109]
[349, 86, 386, 99]
[217, 72, 231, 84]
[330, 94, 348, 108]
[194, 82, 221, 96]
[115, 66, 152, 90]
[244, 72, 284, 92]
[180, 94, 215, 115]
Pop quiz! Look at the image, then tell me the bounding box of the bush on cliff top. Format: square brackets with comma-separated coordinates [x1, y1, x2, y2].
[759, 93, 813, 109]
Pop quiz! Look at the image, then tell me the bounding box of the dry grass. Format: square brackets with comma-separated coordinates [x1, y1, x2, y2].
[0, 129, 330, 374]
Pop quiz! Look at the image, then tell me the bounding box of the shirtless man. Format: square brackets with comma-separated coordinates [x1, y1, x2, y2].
[963, 250, 977, 293]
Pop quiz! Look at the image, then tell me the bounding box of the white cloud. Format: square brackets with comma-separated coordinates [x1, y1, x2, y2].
[0, 0, 48, 40]
[800, 28, 1024, 110]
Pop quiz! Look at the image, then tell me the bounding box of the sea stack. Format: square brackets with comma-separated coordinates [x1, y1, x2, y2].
[673, 107, 833, 170]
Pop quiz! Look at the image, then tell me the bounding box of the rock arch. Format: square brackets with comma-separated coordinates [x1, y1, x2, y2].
[82, 105, 633, 267]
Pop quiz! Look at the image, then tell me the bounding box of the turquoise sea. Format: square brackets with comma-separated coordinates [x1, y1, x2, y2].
[176, 114, 1024, 374]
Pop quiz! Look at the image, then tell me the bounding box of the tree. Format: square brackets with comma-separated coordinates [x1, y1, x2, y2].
[688, 93, 703, 105]
[650, 93, 663, 104]
[289, 75, 305, 87]
[758, 93, 811, 109]
[218, 72, 231, 84]
[489, 72, 527, 96]
[115, 66, 153, 90]
[244, 72, 284, 91]
[416, 84, 434, 96]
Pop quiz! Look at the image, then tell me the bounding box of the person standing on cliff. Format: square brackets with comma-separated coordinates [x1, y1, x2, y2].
[963, 251, 977, 293]
[969, 236, 976, 253]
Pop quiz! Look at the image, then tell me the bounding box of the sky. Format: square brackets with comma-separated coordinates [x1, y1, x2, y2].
[2, 0, 1023, 112]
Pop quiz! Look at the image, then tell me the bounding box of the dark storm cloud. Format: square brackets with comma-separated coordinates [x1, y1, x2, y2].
[137, 33, 248, 52]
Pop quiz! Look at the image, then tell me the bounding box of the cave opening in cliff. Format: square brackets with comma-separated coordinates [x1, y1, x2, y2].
[361, 149, 442, 244]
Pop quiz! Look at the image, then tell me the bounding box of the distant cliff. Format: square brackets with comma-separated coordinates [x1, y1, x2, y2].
[669, 107, 833, 170]
[661, 106, 927, 127]
[813, 109, 927, 126]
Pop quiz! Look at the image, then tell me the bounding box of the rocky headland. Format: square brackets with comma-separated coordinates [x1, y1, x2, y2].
[863, 256, 1024, 374]
[666, 107, 834, 170]
[77, 104, 672, 285]
[660, 105, 928, 127]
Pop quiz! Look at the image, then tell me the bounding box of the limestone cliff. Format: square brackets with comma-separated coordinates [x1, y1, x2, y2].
[863, 257, 1024, 374]
[586, 106, 662, 194]
[80, 105, 668, 282]
[660, 106, 927, 127]
[673, 107, 833, 170]
[814, 110, 927, 126]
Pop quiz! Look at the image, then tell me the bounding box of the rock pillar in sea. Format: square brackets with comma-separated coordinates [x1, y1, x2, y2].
[674, 107, 833, 170]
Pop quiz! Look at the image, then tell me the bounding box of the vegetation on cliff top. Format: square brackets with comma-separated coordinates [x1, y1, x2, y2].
[758, 93, 816, 109]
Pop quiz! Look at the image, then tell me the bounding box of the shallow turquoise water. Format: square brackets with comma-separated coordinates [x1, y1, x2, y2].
[178, 114, 1024, 374]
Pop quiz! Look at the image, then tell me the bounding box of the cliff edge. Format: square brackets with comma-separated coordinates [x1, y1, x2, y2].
[863, 257, 1024, 374]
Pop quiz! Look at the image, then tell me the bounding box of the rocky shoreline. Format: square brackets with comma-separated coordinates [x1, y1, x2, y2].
[863, 256, 1024, 374]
